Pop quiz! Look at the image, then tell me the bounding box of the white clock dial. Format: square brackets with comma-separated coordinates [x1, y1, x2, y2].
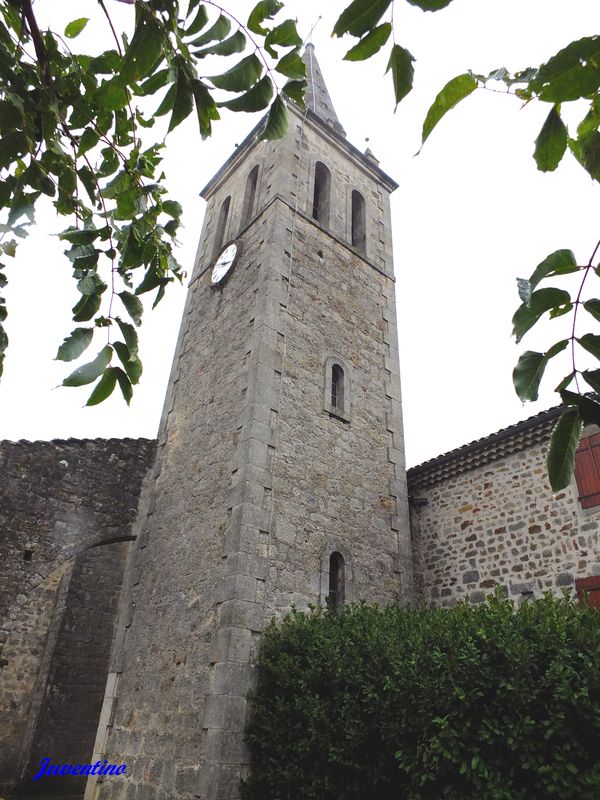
[211, 243, 238, 285]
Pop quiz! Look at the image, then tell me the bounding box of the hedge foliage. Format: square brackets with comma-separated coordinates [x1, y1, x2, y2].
[242, 594, 600, 800]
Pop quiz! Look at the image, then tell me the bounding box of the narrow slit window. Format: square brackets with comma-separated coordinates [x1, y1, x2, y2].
[328, 552, 345, 612]
[213, 195, 231, 256]
[241, 165, 259, 228]
[351, 190, 366, 253]
[331, 364, 344, 410]
[312, 161, 331, 226]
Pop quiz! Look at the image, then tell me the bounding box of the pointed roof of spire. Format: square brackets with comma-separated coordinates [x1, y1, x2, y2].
[302, 44, 346, 137]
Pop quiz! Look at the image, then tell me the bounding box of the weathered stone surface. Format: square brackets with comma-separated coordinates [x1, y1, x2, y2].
[0, 438, 154, 799]
[96, 58, 410, 800]
[410, 438, 600, 607]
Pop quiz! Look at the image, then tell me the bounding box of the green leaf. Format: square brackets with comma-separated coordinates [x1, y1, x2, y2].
[528, 249, 579, 293]
[77, 128, 101, 157]
[263, 95, 288, 139]
[555, 371, 575, 393]
[333, 0, 392, 38]
[189, 13, 231, 47]
[248, 0, 284, 35]
[344, 23, 392, 61]
[114, 366, 133, 404]
[534, 106, 568, 172]
[96, 77, 128, 112]
[513, 351, 548, 402]
[118, 290, 144, 326]
[582, 369, 600, 394]
[55, 327, 93, 362]
[584, 299, 600, 323]
[209, 54, 263, 92]
[512, 287, 572, 343]
[578, 333, 600, 361]
[581, 130, 600, 181]
[116, 318, 138, 357]
[281, 79, 305, 106]
[386, 45, 415, 110]
[155, 83, 177, 117]
[264, 20, 302, 58]
[561, 390, 600, 426]
[72, 292, 102, 323]
[86, 367, 118, 406]
[162, 200, 183, 219]
[513, 340, 568, 402]
[220, 76, 273, 112]
[169, 70, 194, 132]
[192, 79, 220, 138]
[123, 23, 163, 83]
[422, 73, 478, 145]
[547, 409, 582, 492]
[139, 68, 173, 96]
[407, 1, 453, 9]
[60, 226, 107, 246]
[185, 3, 209, 36]
[63, 345, 112, 387]
[276, 50, 306, 80]
[65, 18, 89, 39]
[535, 37, 600, 103]
[194, 30, 246, 58]
[114, 341, 143, 385]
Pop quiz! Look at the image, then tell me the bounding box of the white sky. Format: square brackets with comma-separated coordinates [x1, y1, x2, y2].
[0, 0, 599, 467]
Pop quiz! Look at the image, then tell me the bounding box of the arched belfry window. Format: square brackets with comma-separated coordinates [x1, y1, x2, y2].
[324, 356, 351, 422]
[312, 161, 331, 226]
[351, 190, 366, 253]
[213, 195, 231, 256]
[331, 364, 344, 410]
[328, 552, 345, 612]
[241, 165, 259, 228]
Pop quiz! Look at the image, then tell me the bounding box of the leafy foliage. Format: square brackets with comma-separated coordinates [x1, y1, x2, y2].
[0, 0, 306, 399]
[415, 30, 600, 489]
[243, 595, 600, 800]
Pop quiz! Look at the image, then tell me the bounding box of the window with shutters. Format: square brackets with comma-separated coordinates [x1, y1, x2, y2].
[575, 575, 600, 608]
[574, 433, 600, 508]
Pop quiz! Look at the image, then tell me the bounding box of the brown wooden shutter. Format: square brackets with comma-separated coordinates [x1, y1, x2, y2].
[575, 576, 600, 608]
[574, 434, 600, 508]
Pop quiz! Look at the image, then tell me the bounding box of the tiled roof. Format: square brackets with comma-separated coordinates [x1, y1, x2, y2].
[407, 406, 563, 491]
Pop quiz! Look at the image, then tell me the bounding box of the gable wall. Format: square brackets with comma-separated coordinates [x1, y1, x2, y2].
[409, 438, 600, 606]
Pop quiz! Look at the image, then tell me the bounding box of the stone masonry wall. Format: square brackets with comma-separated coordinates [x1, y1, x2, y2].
[409, 437, 600, 606]
[0, 438, 155, 797]
[97, 100, 410, 800]
[14, 542, 130, 800]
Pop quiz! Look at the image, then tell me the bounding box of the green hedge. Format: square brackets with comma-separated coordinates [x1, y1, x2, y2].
[242, 594, 600, 800]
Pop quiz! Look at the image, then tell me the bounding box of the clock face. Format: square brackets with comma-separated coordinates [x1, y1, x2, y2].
[211, 243, 238, 285]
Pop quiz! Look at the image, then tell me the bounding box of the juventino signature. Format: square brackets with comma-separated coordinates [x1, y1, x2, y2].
[33, 758, 126, 782]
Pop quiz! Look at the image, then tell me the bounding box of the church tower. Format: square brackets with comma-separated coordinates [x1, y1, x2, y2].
[91, 46, 413, 800]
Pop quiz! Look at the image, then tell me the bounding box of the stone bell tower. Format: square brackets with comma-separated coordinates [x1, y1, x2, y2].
[91, 45, 413, 800]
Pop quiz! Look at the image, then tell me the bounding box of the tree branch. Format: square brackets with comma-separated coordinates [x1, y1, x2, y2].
[19, 0, 52, 86]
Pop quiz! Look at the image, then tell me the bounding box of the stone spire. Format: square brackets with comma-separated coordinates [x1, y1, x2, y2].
[302, 43, 346, 137]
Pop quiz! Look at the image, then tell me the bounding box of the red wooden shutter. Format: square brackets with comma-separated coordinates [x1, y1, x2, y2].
[575, 576, 600, 609]
[574, 434, 600, 508]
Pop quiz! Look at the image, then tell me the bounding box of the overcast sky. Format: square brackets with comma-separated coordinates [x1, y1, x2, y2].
[1, 0, 599, 467]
